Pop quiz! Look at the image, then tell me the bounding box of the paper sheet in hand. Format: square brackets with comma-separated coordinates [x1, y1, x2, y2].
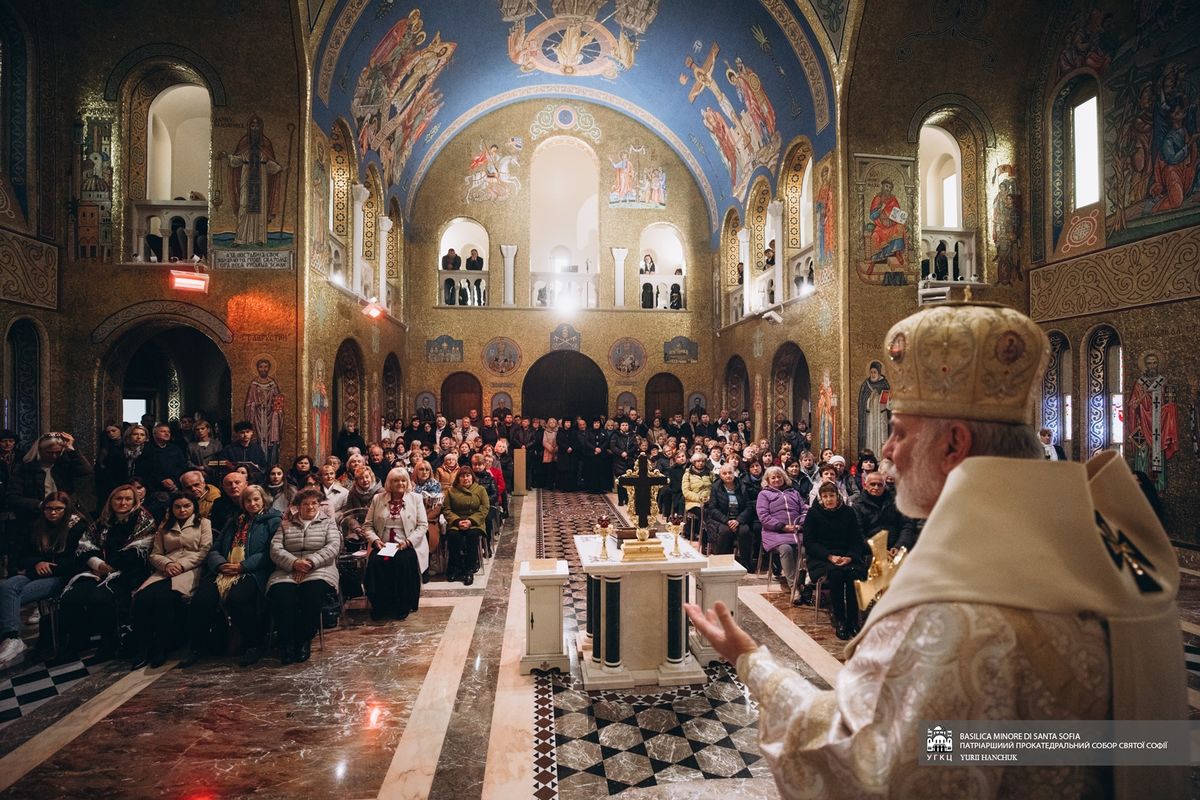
[377, 542, 400, 558]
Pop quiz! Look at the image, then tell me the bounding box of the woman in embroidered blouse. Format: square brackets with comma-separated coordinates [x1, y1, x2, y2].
[363, 468, 429, 620]
[412, 460, 444, 582]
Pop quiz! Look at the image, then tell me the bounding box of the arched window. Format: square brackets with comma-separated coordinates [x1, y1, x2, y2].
[529, 136, 599, 309]
[126, 74, 213, 263]
[637, 222, 686, 310]
[1047, 75, 1101, 253]
[439, 216, 489, 307]
[1085, 326, 1122, 458]
[1070, 87, 1100, 209]
[919, 125, 961, 229]
[1042, 332, 1073, 456]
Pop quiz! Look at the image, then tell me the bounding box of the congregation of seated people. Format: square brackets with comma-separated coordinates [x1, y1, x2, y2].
[0, 404, 920, 672]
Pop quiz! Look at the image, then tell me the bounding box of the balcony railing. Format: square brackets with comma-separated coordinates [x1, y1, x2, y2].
[439, 268, 489, 306]
[131, 199, 209, 263]
[635, 273, 686, 310]
[786, 244, 816, 301]
[727, 287, 744, 325]
[920, 226, 977, 282]
[531, 270, 597, 309]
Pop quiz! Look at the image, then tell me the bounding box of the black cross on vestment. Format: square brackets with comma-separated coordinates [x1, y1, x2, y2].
[618, 454, 668, 529]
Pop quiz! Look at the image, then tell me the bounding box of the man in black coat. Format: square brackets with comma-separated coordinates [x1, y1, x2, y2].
[220, 421, 269, 484]
[608, 421, 638, 503]
[136, 423, 189, 495]
[851, 471, 917, 553]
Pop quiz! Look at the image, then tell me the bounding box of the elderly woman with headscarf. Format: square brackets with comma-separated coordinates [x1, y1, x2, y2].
[362, 467, 428, 620]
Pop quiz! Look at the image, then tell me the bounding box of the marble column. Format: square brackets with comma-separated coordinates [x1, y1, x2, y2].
[351, 183, 369, 296]
[611, 247, 628, 308]
[603, 576, 622, 670]
[665, 573, 686, 665]
[737, 228, 751, 316]
[768, 199, 784, 304]
[378, 215, 393, 308]
[500, 244, 517, 306]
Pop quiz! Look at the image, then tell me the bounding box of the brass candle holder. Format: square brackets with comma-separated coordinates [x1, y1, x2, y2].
[669, 513, 684, 557]
[596, 514, 611, 561]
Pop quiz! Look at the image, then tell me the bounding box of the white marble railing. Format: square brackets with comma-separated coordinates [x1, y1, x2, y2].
[920, 226, 977, 282]
[439, 268, 489, 306]
[635, 273, 686, 310]
[727, 287, 744, 325]
[787, 244, 816, 301]
[530, 270, 598, 309]
[130, 199, 209, 263]
[749, 270, 778, 312]
[917, 278, 990, 306]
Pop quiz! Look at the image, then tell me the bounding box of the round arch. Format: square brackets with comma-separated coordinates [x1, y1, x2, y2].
[333, 338, 365, 431]
[1083, 324, 1121, 459]
[4, 317, 46, 445]
[723, 355, 751, 418]
[97, 319, 232, 440]
[770, 342, 811, 435]
[779, 136, 814, 258]
[1042, 331, 1073, 455]
[644, 372, 684, 418]
[441, 371, 483, 422]
[521, 351, 608, 421]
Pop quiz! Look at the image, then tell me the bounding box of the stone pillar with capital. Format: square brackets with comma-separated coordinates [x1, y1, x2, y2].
[767, 199, 784, 303]
[611, 247, 628, 308]
[351, 183, 369, 295]
[500, 244, 517, 306]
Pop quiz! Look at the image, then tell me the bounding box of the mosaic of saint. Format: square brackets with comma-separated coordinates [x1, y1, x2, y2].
[352, 9, 456, 186]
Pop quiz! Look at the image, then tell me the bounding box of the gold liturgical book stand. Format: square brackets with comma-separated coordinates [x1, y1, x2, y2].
[854, 530, 907, 609]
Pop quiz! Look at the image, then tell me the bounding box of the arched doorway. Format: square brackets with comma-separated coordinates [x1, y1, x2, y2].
[101, 323, 232, 437]
[5, 320, 42, 444]
[333, 339, 365, 431]
[770, 343, 811, 432]
[645, 373, 683, 418]
[382, 353, 402, 421]
[441, 372, 483, 421]
[723, 355, 750, 418]
[521, 351, 608, 421]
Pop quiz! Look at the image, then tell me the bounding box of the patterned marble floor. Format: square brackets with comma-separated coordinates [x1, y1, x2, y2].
[533, 491, 771, 800]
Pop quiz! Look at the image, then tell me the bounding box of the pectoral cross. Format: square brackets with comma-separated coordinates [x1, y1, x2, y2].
[854, 530, 906, 609]
[618, 454, 668, 530]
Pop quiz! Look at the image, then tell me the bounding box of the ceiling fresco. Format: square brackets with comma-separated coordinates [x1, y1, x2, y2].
[311, 0, 837, 236]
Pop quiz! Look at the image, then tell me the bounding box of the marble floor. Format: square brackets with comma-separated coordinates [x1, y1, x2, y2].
[0, 496, 1196, 799]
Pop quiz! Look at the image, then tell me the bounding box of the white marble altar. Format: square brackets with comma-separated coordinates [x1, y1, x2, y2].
[573, 532, 746, 689]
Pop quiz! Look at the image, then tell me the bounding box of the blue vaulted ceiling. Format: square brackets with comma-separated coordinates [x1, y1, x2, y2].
[311, 1, 837, 236]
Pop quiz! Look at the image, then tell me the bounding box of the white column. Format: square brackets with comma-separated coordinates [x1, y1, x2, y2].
[737, 228, 751, 316]
[767, 199, 784, 306]
[378, 215, 393, 307]
[351, 184, 369, 296]
[500, 244, 518, 306]
[611, 247, 628, 308]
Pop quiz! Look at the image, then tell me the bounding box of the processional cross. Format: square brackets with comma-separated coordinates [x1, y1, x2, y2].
[618, 453, 668, 531]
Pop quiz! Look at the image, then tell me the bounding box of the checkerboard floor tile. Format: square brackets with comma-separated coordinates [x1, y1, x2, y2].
[533, 490, 768, 799]
[0, 654, 98, 728]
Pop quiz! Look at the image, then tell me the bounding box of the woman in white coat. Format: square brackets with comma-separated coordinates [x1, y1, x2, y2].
[363, 467, 428, 620]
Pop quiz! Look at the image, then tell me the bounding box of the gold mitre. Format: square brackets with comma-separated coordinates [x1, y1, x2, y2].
[883, 302, 1049, 425]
